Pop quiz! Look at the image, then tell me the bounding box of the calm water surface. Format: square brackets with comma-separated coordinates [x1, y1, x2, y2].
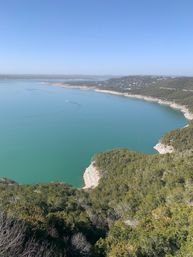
[0, 80, 187, 186]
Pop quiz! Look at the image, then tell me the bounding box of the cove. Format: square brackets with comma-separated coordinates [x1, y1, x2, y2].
[0, 79, 187, 187]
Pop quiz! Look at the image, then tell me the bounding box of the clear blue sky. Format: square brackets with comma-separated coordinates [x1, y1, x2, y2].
[0, 0, 193, 75]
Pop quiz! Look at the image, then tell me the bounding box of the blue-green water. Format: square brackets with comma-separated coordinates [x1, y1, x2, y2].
[0, 80, 187, 186]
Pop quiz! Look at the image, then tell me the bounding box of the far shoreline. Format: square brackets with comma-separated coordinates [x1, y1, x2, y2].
[50, 82, 193, 187]
[50, 82, 193, 121]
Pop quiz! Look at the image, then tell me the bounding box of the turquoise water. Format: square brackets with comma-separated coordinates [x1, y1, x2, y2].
[0, 80, 187, 186]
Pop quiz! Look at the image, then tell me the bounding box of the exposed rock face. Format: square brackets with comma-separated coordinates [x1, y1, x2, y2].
[0, 178, 18, 186]
[154, 143, 174, 154]
[83, 162, 100, 189]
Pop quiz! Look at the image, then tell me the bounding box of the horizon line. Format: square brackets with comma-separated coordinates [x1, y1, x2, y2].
[0, 73, 192, 78]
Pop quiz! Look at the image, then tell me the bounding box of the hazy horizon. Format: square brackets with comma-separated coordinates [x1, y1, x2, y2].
[0, 73, 192, 78]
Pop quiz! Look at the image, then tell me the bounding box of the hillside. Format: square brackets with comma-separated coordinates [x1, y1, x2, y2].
[1, 76, 193, 257]
[1, 149, 193, 256]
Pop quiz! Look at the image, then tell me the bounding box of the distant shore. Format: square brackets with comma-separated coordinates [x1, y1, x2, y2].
[94, 90, 193, 121]
[50, 82, 193, 180]
[50, 83, 193, 121]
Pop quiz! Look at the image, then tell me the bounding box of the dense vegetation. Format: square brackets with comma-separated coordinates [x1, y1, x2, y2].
[0, 182, 106, 256]
[128, 77, 193, 113]
[92, 149, 193, 256]
[162, 122, 193, 152]
[1, 76, 193, 256]
[1, 148, 193, 256]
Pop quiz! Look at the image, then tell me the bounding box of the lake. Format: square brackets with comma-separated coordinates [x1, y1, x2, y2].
[0, 79, 187, 186]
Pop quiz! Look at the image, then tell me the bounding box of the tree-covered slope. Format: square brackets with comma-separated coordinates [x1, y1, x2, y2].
[0, 183, 105, 257]
[161, 122, 193, 152]
[95, 76, 193, 113]
[91, 149, 193, 256]
[1, 148, 193, 256]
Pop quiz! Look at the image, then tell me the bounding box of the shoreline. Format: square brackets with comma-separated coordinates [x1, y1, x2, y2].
[50, 82, 193, 176]
[94, 90, 193, 155]
[153, 143, 174, 154]
[50, 83, 193, 121]
[94, 90, 193, 121]
[83, 162, 100, 189]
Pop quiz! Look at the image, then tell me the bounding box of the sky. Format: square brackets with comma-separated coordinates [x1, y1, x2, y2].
[0, 0, 193, 75]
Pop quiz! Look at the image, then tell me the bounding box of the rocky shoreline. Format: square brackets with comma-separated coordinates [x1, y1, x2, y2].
[51, 83, 193, 121]
[153, 143, 174, 154]
[83, 162, 100, 189]
[93, 89, 193, 121]
[50, 82, 193, 180]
